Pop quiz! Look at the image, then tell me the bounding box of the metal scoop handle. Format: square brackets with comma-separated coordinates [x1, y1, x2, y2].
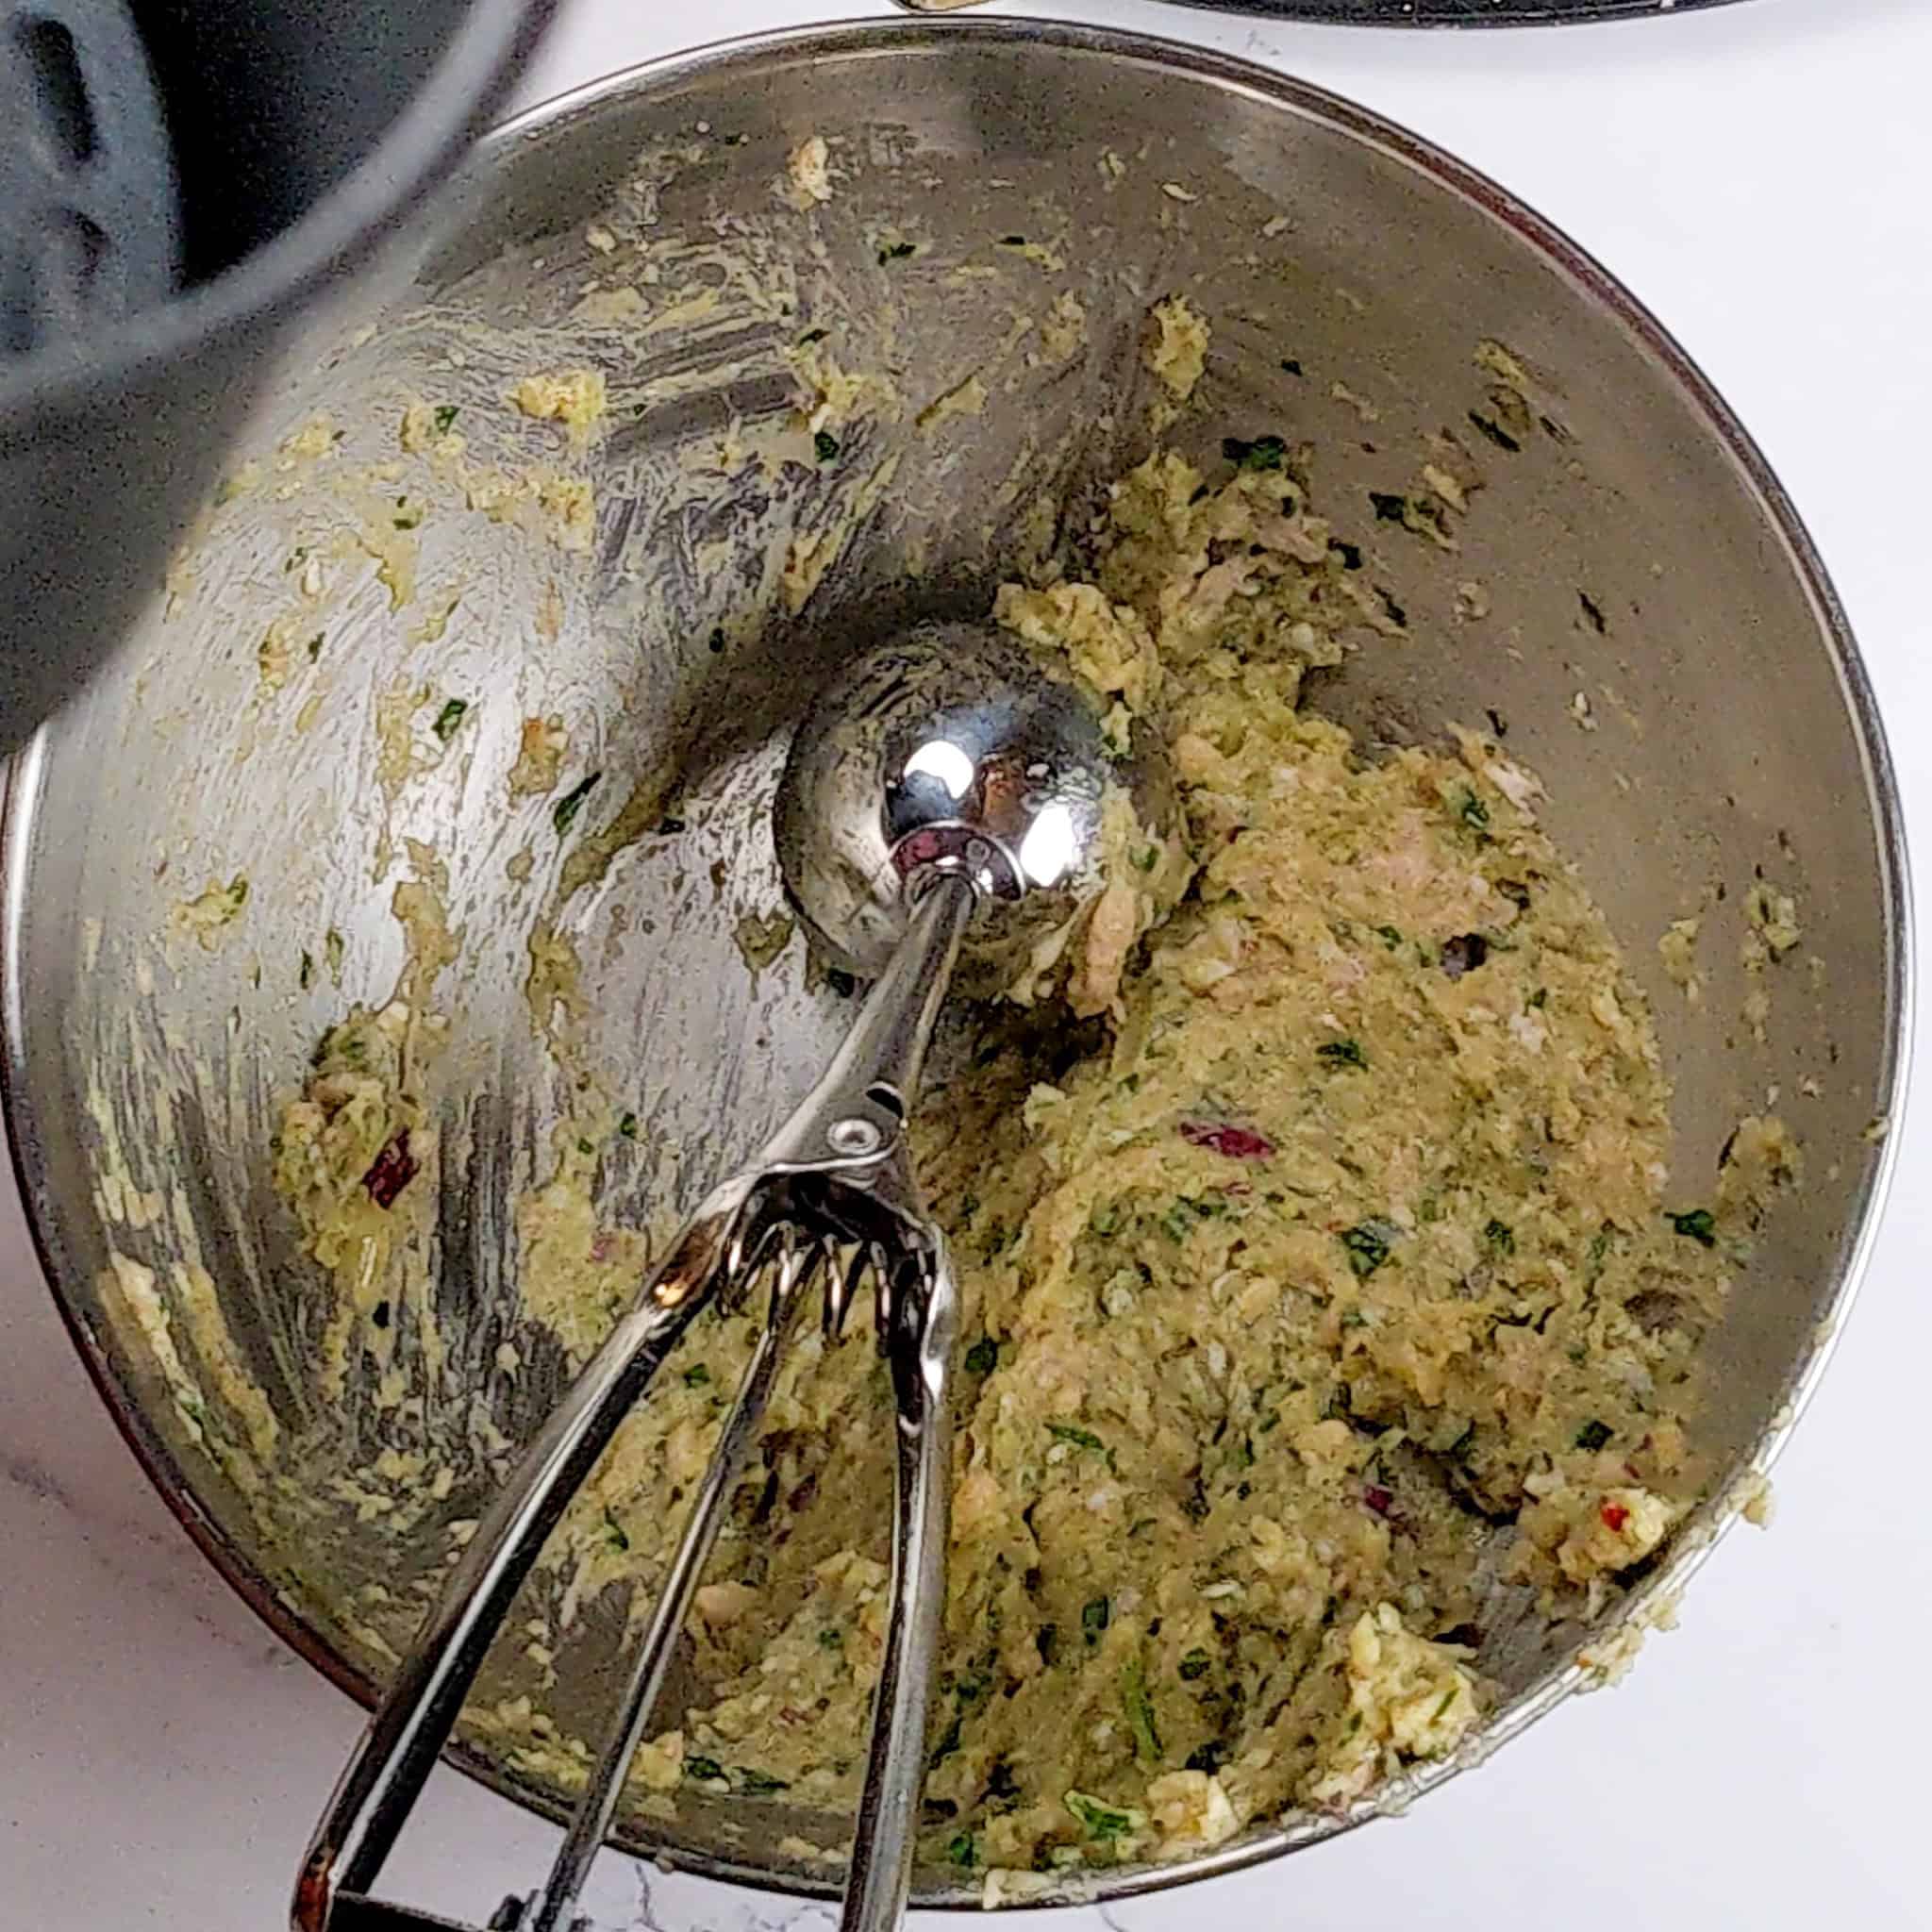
[294, 1173, 758, 1932]
[525, 1234, 822, 1932]
[295, 876, 974, 1932]
[844, 1243, 956, 1932]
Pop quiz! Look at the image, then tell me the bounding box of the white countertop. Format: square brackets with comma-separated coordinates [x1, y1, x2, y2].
[6, 1, 1931, 1927]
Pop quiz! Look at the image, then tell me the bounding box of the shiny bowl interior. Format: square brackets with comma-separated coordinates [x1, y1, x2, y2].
[2, 20, 1907, 1908]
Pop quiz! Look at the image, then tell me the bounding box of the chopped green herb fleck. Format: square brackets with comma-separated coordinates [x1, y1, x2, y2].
[1223, 433, 1287, 473]
[813, 429, 841, 463]
[1049, 1421, 1105, 1453]
[735, 1766, 790, 1796]
[1585, 1224, 1615, 1282]
[298, 951, 314, 991]
[1090, 1204, 1122, 1237]
[1433, 1686, 1460, 1720]
[1133, 844, 1160, 873]
[324, 929, 344, 980]
[684, 1756, 726, 1784]
[818, 1626, 844, 1650]
[683, 1363, 710, 1388]
[1376, 924, 1404, 949]
[927, 1714, 962, 1766]
[553, 771, 602, 836]
[603, 1509, 630, 1552]
[1459, 790, 1491, 831]
[392, 504, 423, 530]
[618, 1111, 638, 1140]
[1340, 1307, 1370, 1331]
[1064, 1791, 1143, 1842]
[1529, 987, 1549, 1009]
[1484, 1219, 1516, 1256]
[433, 405, 460, 434]
[1178, 1649, 1211, 1682]
[431, 697, 468, 743]
[1081, 1596, 1110, 1642]
[954, 1662, 993, 1706]
[877, 241, 916, 263]
[1669, 1208, 1717, 1248]
[576, 1138, 594, 1158]
[964, 1335, 998, 1376]
[1574, 1418, 1613, 1452]
[1339, 1224, 1391, 1278]
[946, 1832, 978, 1870]
[1317, 1038, 1367, 1069]
[1123, 1659, 1162, 1765]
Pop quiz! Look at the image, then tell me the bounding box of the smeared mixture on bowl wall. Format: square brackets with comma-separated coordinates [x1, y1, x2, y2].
[270, 385, 1795, 1880]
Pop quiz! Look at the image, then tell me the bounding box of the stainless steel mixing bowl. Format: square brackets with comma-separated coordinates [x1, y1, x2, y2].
[2, 19, 1907, 1908]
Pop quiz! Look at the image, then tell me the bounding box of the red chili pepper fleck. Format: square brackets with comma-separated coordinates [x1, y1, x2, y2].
[893, 826, 951, 874]
[1600, 1502, 1630, 1533]
[1362, 1484, 1396, 1519]
[361, 1128, 418, 1208]
[1179, 1120, 1275, 1160]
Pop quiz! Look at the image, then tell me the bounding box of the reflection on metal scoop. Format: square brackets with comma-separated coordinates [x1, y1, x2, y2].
[777, 619, 1174, 995]
[293, 624, 1179, 1932]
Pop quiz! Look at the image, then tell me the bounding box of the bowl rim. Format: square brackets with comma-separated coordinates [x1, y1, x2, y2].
[1, 12, 1911, 1912]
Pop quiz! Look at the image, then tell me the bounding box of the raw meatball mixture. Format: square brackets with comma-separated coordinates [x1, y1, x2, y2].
[275, 439, 1787, 1880]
